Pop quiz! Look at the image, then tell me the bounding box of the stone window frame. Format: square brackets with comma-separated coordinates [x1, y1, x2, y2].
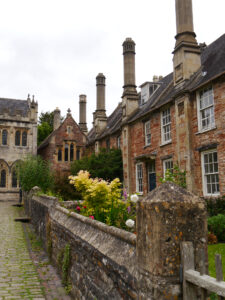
[201, 149, 220, 197]
[197, 85, 215, 133]
[163, 158, 173, 178]
[161, 107, 172, 145]
[136, 163, 143, 194]
[1, 129, 8, 146]
[0, 161, 8, 188]
[11, 168, 19, 188]
[117, 136, 121, 149]
[144, 120, 151, 146]
[15, 129, 28, 147]
[57, 147, 62, 161]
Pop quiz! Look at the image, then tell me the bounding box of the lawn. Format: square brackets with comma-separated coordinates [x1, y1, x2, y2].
[208, 243, 225, 278]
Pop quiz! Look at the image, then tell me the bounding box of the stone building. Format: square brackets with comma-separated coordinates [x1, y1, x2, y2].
[0, 95, 38, 200]
[37, 97, 87, 174]
[87, 0, 225, 198]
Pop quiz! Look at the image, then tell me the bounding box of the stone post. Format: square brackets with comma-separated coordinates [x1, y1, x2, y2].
[79, 94, 88, 134]
[136, 182, 207, 299]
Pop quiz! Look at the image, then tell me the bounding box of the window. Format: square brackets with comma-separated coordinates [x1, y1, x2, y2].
[12, 170, 17, 188]
[145, 121, 151, 146]
[15, 131, 20, 146]
[22, 132, 27, 146]
[76, 149, 80, 160]
[136, 163, 143, 193]
[148, 161, 156, 192]
[163, 158, 173, 178]
[58, 149, 62, 161]
[198, 86, 215, 131]
[64, 144, 69, 161]
[161, 108, 171, 144]
[2, 130, 7, 145]
[0, 169, 6, 187]
[117, 136, 121, 149]
[70, 144, 74, 161]
[106, 139, 110, 151]
[201, 150, 219, 196]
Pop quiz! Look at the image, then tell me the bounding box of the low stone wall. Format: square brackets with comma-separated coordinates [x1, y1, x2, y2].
[24, 183, 208, 300]
[26, 191, 138, 299]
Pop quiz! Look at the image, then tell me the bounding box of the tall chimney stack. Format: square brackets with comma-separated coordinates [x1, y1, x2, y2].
[79, 94, 88, 134]
[53, 107, 61, 131]
[173, 0, 201, 85]
[122, 38, 138, 120]
[94, 73, 107, 134]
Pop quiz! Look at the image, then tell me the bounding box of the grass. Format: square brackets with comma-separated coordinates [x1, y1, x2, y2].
[208, 243, 225, 278]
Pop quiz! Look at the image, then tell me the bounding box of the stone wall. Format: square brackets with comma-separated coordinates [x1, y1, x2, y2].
[25, 182, 207, 300]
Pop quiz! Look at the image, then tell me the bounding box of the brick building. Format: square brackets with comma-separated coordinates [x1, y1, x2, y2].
[87, 0, 225, 198]
[38, 97, 87, 174]
[0, 95, 38, 200]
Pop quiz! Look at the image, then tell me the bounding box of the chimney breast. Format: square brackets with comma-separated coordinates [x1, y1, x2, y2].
[53, 107, 61, 131]
[79, 94, 88, 134]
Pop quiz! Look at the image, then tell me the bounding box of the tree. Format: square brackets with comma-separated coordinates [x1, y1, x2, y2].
[71, 148, 123, 182]
[16, 155, 54, 192]
[37, 111, 54, 145]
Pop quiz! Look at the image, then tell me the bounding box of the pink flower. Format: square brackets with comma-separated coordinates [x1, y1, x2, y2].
[76, 206, 81, 212]
[127, 206, 131, 213]
[89, 215, 94, 220]
[83, 206, 87, 209]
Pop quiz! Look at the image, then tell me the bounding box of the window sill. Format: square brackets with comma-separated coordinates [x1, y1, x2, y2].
[143, 144, 151, 149]
[195, 126, 217, 135]
[160, 140, 172, 147]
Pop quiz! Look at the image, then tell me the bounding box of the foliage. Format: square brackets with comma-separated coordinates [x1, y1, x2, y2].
[69, 171, 136, 230]
[206, 195, 225, 217]
[37, 122, 52, 145]
[208, 214, 225, 242]
[208, 243, 225, 278]
[160, 164, 186, 188]
[208, 232, 218, 245]
[53, 171, 81, 200]
[16, 155, 54, 192]
[71, 148, 123, 182]
[62, 244, 71, 286]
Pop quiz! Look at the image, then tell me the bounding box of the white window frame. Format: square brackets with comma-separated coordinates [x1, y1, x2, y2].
[163, 158, 173, 178]
[201, 149, 220, 196]
[197, 86, 215, 132]
[161, 108, 172, 144]
[144, 121, 151, 146]
[117, 136, 121, 149]
[136, 163, 143, 194]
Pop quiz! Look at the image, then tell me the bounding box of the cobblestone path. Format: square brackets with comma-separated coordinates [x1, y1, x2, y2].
[0, 202, 71, 300]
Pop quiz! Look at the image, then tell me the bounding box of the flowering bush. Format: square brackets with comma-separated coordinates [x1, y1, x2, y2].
[69, 171, 136, 230]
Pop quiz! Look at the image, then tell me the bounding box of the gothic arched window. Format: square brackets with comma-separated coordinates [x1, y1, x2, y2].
[22, 132, 27, 146]
[2, 130, 7, 145]
[15, 131, 20, 146]
[76, 149, 80, 160]
[70, 144, 74, 161]
[0, 170, 6, 187]
[65, 144, 69, 161]
[12, 170, 17, 188]
[58, 149, 62, 161]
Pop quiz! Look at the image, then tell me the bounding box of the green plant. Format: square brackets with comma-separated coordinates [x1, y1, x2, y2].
[160, 164, 186, 188]
[206, 195, 225, 217]
[208, 214, 225, 242]
[71, 148, 123, 182]
[62, 244, 71, 286]
[16, 155, 54, 192]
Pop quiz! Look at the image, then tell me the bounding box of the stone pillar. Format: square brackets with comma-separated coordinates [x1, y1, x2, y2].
[94, 73, 107, 134]
[53, 107, 61, 131]
[173, 0, 201, 85]
[79, 95, 88, 134]
[136, 182, 207, 299]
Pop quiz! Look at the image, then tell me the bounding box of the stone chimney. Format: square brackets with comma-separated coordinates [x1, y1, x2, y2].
[173, 0, 201, 86]
[122, 38, 138, 120]
[94, 73, 107, 134]
[79, 94, 88, 134]
[53, 107, 61, 131]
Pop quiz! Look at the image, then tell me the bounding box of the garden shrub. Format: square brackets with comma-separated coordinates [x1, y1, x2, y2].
[71, 148, 123, 182]
[16, 155, 54, 192]
[53, 171, 81, 200]
[160, 164, 186, 188]
[206, 195, 225, 217]
[208, 214, 225, 242]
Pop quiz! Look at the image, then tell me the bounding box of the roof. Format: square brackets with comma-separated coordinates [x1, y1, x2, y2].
[0, 98, 29, 117]
[89, 33, 225, 141]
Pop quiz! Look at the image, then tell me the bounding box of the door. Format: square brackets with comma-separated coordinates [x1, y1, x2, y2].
[148, 160, 156, 192]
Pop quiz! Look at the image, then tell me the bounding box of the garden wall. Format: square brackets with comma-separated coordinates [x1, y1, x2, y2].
[24, 183, 208, 300]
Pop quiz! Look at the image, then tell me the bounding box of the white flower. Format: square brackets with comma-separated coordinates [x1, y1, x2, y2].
[130, 194, 138, 203]
[125, 219, 135, 228]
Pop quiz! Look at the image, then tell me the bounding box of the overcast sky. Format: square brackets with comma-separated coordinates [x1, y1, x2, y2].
[0, 0, 225, 130]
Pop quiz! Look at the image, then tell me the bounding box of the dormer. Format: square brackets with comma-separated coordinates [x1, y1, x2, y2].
[139, 76, 162, 106]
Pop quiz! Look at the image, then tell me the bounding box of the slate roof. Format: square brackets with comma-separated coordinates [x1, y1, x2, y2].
[87, 34, 225, 142]
[0, 98, 29, 117]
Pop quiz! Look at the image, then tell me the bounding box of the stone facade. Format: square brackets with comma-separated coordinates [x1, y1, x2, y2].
[38, 109, 87, 174]
[87, 0, 225, 198]
[0, 95, 38, 201]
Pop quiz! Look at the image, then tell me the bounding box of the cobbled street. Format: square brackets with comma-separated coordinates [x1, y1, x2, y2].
[0, 201, 71, 300]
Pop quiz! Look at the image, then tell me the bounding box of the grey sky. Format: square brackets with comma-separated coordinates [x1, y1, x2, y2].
[0, 0, 225, 130]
